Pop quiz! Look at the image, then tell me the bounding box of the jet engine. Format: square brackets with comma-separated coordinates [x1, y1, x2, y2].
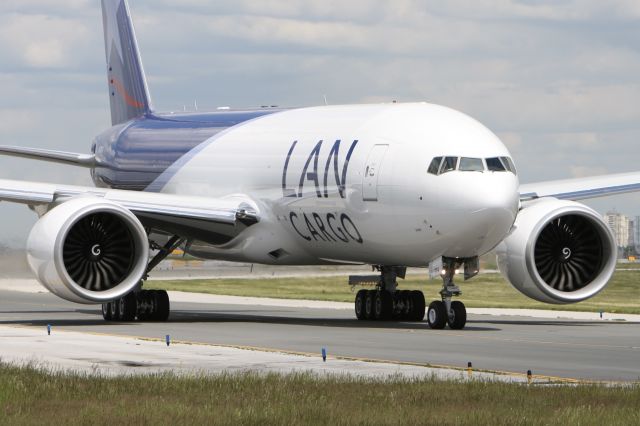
[27, 197, 149, 304]
[496, 198, 616, 304]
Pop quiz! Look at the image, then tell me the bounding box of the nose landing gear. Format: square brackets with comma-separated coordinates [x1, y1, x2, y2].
[426, 258, 468, 330]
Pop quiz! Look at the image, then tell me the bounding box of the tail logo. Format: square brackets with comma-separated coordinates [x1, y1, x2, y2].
[110, 76, 144, 108]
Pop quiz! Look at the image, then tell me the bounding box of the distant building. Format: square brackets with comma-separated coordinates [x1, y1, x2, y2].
[604, 211, 630, 248]
[635, 216, 640, 253]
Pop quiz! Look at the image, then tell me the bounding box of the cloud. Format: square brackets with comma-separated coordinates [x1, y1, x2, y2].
[1, 0, 640, 245]
[149, 0, 421, 23]
[570, 165, 608, 178]
[428, 0, 640, 21]
[0, 1, 91, 14]
[0, 109, 37, 133]
[0, 13, 92, 68]
[496, 132, 524, 150]
[551, 132, 600, 150]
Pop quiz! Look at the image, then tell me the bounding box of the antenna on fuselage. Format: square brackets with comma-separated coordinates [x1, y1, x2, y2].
[323, 95, 329, 106]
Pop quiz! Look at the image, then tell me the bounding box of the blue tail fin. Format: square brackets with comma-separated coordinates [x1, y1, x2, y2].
[101, 0, 152, 125]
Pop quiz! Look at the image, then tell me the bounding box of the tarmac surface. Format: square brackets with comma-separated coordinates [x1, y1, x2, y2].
[0, 284, 638, 383]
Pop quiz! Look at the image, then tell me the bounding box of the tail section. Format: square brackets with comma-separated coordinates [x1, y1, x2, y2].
[101, 0, 152, 125]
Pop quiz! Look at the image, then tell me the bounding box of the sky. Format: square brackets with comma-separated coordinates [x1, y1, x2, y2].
[0, 0, 639, 247]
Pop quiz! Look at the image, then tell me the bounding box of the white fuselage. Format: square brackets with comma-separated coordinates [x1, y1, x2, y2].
[157, 103, 520, 267]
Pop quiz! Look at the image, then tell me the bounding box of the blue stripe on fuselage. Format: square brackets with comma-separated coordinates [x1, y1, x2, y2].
[91, 109, 284, 191]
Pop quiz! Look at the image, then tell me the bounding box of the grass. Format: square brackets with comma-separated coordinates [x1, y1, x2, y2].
[0, 365, 638, 425]
[148, 270, 640, 314]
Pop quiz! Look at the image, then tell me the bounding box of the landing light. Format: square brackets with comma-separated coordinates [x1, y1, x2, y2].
[441, 269, 463, 275]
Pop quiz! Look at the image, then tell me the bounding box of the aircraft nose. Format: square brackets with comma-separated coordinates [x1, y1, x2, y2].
[468, 173, 519, 249]
[437, 172, 519, 257]
[476, 173, 519, 215]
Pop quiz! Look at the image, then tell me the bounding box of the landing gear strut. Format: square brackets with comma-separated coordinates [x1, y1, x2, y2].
[353, 266, 426, 322]
[426, 258, 467, 330]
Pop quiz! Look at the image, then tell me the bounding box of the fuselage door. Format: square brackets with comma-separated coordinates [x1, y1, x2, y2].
[362, 144, 389, 201]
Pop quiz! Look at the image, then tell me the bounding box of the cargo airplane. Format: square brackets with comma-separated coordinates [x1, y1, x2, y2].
[0, 0, 636, 329]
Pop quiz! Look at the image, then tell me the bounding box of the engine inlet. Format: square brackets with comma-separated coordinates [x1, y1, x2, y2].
[533, 214, 604, 292]
[62, 213, 136, 291]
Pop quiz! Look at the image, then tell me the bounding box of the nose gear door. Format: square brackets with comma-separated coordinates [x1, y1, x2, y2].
[362, 144, 388, 201]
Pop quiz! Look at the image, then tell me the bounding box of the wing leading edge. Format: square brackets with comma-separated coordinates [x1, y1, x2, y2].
[0, 146, 96, 167]
[520, 172, 640, 202]
[0, 179, 259, 245]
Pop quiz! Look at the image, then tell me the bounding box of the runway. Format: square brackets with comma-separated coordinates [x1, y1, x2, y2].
[0, 287, 639, 382]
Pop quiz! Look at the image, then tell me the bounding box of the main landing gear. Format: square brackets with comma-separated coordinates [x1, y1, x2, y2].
[353, 266, 426, 322]
[101, 289, 170, 322]
[426, 258, 467, 330]
[355, 289, 426, 321]
[101, 235, 182, 323]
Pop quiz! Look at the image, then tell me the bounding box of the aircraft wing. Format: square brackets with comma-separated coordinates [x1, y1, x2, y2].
[0, 178, 259, 244]
[0, 146, 96, 167]
[519, 172, 640, 202]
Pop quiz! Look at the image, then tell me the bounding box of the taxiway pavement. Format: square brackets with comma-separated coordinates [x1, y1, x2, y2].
[0, 286, 638, 382]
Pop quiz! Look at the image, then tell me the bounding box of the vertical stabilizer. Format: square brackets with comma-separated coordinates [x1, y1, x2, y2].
[102, 0, 153, 125]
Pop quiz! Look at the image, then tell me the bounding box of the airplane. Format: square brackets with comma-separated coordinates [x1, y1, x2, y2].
[0, 0, 637, 329]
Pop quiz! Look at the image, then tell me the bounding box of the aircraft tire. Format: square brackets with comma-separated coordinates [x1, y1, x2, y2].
[135, 293, 148, 322]
[448, 301, 467, 330]
[102, 302, 112, 321]
[410, 291, 426, 321]
[364, 290, 375, 320]
[119, 293, 137, 322]
[400, 290, 412, 320]
[153, 290, 170, 322]
[355, 289, 367, 320]
[109, 298, 120, 321]
[427, 301, 447, 329]
[374, 291, 393, 320]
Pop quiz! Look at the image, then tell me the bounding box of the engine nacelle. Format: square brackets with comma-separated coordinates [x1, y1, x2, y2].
[496, 198, 616, 304]
[27, 197, 149, 304]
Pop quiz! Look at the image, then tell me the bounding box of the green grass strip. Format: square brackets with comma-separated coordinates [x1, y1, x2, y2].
[148, 270, 640, 314]
[0, 365, 638, 425]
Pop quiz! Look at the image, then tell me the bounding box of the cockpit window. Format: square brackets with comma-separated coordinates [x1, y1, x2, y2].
[429, 155, 515, 176]
[500, 156, 517, 174]
[486, 157, 506, 172]
[459, 157, 484, 172]
[428, 157, 442, 175]
[439, 156, 458, 174]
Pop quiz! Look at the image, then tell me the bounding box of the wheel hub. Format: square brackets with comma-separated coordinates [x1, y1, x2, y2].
[428, 309, 436, 323]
